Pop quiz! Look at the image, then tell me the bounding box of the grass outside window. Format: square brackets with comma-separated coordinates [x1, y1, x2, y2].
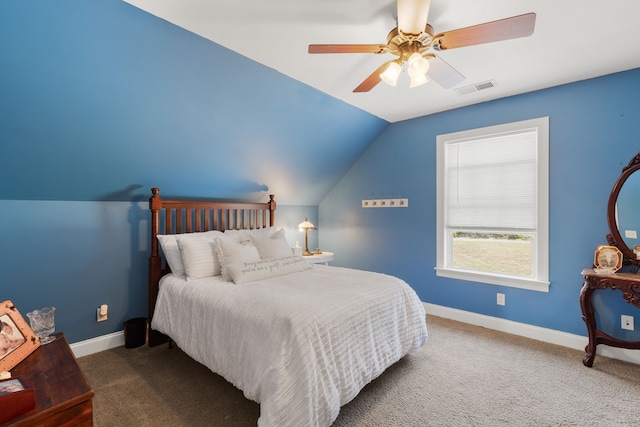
[452, 235, 533, 277]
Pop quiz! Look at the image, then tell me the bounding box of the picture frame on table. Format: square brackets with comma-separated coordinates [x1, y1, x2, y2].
[0, 300, 40, 372]
[594, 245, 623, 273]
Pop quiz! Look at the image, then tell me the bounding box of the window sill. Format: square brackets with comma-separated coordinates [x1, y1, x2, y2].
[435, 267, 550, 292]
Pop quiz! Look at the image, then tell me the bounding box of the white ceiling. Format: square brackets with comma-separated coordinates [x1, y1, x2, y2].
[124, 0, 640, 123]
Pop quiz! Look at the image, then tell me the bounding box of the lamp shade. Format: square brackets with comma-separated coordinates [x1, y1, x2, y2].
[407, 53, 430, 77]
[409, 72, 428, 88]
[380, 62, 402, 86]
[297, 218, 316, 230]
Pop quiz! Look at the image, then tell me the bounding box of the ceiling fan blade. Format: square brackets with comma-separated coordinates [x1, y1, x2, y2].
[435, 12, 536, 50]
[353, 61, 395, 93]
[308, 44, 388, 54]
[425, 55, 465, 89]
[397, 0, 431, 35]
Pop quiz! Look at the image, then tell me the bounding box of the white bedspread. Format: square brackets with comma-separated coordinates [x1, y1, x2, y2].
[152, 264, 427, 427]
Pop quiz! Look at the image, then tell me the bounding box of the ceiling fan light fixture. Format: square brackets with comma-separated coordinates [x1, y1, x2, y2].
[409, 72, 429, 88]
[309, 7, 536, 94]
[380, 62, 402, 86]
[407, 52, 430, 77]
[397, 0, 431, 35]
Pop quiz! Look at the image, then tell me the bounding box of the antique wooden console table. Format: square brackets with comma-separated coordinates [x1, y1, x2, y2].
[580, 268, 640, 367]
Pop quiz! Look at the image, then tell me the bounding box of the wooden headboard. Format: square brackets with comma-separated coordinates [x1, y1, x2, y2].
[148, 187, 276, 346]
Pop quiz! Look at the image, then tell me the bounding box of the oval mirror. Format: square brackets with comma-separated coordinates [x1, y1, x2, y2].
[607, 152, 640, 265]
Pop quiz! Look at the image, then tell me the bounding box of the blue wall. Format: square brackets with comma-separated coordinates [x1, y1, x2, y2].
[0, 1, 387, 204]
[0, 1, 383, 343]
[320, 68, 640, 340]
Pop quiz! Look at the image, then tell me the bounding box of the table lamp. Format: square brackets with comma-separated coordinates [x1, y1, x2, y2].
[297, 218, 316, 256]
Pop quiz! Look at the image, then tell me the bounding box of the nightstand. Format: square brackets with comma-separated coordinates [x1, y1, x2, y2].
[4, 333, 94, 426]
[303, 251, 334, 265]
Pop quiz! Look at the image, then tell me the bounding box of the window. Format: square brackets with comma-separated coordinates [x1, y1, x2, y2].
[436, 117, 549, 292]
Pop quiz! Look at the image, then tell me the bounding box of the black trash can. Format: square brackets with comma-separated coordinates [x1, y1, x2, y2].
[123, 317, 147, 348]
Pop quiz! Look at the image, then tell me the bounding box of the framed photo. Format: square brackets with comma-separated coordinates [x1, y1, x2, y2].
[594, 245, 623, 273]
[0, 377, 36, 423]
[0, 301, 40, 372]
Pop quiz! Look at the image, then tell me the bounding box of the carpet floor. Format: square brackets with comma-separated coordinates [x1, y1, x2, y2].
[77, 315, 640, 426]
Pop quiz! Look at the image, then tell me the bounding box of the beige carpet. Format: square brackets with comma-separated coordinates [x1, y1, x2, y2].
[77, 316, 640, 426]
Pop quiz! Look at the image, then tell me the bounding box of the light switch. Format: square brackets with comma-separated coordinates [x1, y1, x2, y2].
[625, 230, 637, 239]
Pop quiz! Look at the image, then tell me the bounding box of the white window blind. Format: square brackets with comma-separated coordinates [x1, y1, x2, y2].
[445, 130, 538, 231]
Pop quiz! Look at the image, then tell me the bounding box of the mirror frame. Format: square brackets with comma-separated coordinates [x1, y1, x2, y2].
[607, 152, 640, 266]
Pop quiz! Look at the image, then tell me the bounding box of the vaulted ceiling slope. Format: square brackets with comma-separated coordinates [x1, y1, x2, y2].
[124, 0, 640, 123]
[0, 1, 387, 205]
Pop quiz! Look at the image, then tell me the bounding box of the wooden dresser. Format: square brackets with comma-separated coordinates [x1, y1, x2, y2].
[2, 333, 94, 426]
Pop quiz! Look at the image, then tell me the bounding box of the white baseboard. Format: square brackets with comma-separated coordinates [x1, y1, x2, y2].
[70, 330, 124, 358]
[424, 302, 640, 366]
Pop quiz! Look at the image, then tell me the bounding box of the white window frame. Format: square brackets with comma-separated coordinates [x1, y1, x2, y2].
[435, 117, 550, 292]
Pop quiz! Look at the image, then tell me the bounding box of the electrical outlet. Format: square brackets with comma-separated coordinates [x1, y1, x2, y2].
[97, 304, 108, 322]
[497, 293, 506, 306]
[621, 315, 634, 331]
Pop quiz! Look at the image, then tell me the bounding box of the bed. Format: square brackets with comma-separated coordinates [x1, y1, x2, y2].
[147, 188, 428, 427]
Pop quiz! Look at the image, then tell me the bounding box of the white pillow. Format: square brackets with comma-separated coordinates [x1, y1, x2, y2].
[157, 235, 186, 277]
[250, 229, 291, 259]
[226, 255, 312, 284]
[176, 231, 224, 280]
[225, 227, 279, 243]
[216, 236, 261, 281]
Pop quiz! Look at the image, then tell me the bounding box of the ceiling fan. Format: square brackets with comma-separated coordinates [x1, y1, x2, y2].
[308, 0, 536, 92]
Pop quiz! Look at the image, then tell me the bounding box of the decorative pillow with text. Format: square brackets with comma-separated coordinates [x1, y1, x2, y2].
[226, 255, 312, 284]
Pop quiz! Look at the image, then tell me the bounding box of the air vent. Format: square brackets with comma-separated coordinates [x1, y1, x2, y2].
[454, 79, 497, 95]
